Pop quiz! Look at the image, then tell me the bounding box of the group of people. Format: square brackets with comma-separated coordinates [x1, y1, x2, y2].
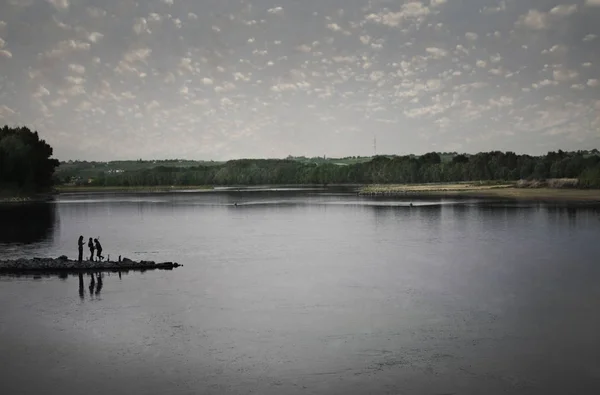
[77, 235, 104, 262]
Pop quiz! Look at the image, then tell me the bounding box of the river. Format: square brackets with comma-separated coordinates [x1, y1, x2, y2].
[1, 188, 599, 394]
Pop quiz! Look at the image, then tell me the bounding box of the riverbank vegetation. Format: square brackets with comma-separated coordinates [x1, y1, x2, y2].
[0, 126, 59, 198]
[57, 150, 600, 189]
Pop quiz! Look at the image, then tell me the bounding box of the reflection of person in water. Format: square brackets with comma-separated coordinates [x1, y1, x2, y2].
[78, 273, 84, 300]
[94, 239, 104, 261]
[88, 273, 95, 296]
[95, 273, 103, 295]
[88, 237, 95, 261]
[78, 235, 85, 262]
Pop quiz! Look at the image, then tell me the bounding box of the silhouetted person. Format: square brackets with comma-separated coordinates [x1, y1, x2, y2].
[78, 235, 84, 262]
[94, 239, 104, 261]
[88, 237, 95, 261]
[78, 273, 84, 300]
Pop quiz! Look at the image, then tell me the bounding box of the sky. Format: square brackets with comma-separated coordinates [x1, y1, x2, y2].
[0, 0, 599, 161]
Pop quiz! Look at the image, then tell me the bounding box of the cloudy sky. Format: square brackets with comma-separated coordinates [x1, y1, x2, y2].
[0, 0, 599, 160]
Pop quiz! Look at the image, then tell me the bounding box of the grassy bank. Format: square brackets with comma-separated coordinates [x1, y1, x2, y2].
[55, 185, 213, 193]
[359, 182, 600, 202]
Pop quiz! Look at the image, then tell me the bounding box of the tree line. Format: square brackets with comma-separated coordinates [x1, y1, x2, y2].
[82, 151, 600, 188]
[0, 126, 59, 195]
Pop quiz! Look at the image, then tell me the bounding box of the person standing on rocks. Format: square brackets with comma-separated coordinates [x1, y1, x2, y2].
[94, 238, 104, 261]
[88, 237, 95, 261]
[78, 235, 85, 262]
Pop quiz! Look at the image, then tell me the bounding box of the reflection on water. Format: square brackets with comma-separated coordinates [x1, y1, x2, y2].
[0, 203, 56, 244]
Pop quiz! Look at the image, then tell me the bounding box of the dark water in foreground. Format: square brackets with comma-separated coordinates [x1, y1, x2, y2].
[1, 188, 600, 395]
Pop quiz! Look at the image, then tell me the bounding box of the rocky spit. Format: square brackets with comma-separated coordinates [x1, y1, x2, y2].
[0, 256, 182, 273]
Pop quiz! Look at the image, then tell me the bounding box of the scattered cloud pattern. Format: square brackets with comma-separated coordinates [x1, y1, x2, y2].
[0, 0, 599, 160]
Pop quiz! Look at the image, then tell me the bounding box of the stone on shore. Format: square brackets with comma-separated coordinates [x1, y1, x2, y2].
[0, 256, 182, 273]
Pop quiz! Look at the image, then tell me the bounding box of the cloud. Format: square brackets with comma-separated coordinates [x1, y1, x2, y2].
[430, 0, 447, 6]
[0, 49, 13, 58]
[327, 23, 342, 32]
[267, 7, 284, 15]
[46, 0, 69, 10]
[482, 1, 507, 15]
[588, 79, 599, 87]
[366, 2, 430, 27]
[426, 47, 448, 59]
[202, 78, 213, 85]
[583, 34, 597, 42]
[68, 64, 85, 74]
[465, 32, 478, 41]
[87, 32, 104, 43]
[553, 69, 579, 82]
[188, 13, 198, 20]
[42, 40, 90, 58]
[585, 0, 600, 6]
[87, 7, 106, 18]
[516, 10, 549, 30]
[133, 18, 149, 35]
[0, 38, 5, 48]
[549, 5, 578, 16]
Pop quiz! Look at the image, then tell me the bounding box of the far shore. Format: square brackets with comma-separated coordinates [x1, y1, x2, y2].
[359, 183, 600, 202]
[55, 185, 214, 193]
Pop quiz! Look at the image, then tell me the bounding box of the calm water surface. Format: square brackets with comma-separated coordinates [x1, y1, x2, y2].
[1, 188, 599, 395]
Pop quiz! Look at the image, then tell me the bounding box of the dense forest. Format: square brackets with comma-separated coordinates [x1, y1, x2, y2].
[60, 150, 600, 189]
[0, 126, 59, 195]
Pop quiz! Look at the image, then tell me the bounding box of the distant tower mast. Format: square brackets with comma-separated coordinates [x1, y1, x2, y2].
[373, 136, 377, 157]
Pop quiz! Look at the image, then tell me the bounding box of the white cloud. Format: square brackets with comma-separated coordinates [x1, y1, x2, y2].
[426, 47, 447, 58]
[359, 35, 371, 45]
[583, 34, 597, 42]
[162, 0, 174, 5]
[516, 10, 549, 30]
[202, 78, 214, 85]
[133, 18, 149, 35]
[267, 7, 284, 15]
[68, 64, 86, 74]
[476, 60, 487, 68]
[366, 2, 430, 27]
[123, 48, 152, 63]
[32, 85, 50, 98]
[87, 7, 106, 18]
[465, 32, 478, 41]
[588, 79, 599, 87]
[582, 62, 593, 68]
[430, 0, 447, 6]
[188, 13, 198, 20]
[87, 32, 104, 43]
[43, 40, 90, 58]
[47, 0, 69, 10]
[553, 69, 579, 82]
[490, 54, 502, 63]
[549, 4, 578, 16]
[148, 13, 162, 23]
[584, 0, 600, 6]
[327, 23, 342, 32]
[296, 44, 312, 53]
[482, 1, 506, 14]
[0, 38, 5, 48]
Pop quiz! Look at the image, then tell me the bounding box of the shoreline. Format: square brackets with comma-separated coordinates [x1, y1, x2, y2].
[359, 183, 600, 202]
